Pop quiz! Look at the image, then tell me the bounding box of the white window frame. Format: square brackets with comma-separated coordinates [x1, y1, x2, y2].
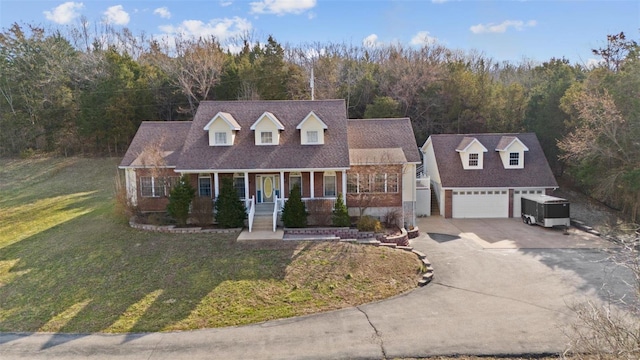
[509, 152, 519, 166]
[469, 153, 479, 167]
[306, 130, 318, 144]
[260, 131, 273, 144]
[323, 173, 336, 197]
[198, 175, 212, 197]
[214, 132, 227, 145]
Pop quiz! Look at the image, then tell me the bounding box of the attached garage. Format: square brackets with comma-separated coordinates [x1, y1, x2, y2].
[451, 189, 509, 218]
[512, 188, 545, 218]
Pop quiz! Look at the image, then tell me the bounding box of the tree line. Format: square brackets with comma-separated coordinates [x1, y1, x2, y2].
[0, 24, 638, 221]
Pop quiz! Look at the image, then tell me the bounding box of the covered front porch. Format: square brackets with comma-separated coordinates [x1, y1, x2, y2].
[183, 169, 348, 232]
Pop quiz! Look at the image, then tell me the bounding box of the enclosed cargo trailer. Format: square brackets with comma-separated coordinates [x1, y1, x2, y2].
[521, 194, 570, 228]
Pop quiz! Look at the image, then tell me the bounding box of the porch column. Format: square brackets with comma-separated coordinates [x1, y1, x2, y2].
[310, 171, 315, 198]
[213, 172, 219, 198]
[244, 171, 249, 200]
[341, 170, 347, 205]
[280, 171, 285, 199]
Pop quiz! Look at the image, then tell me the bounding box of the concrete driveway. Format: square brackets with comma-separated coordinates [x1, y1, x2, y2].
[0, 217, 634, 359]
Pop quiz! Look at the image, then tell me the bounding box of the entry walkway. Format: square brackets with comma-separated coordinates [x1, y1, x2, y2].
[236, 229, 284, 241]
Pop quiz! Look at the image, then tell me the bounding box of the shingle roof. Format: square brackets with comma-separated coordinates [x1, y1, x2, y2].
[176, 100, 351, 171]
[429, 133, 558, 188]
[119, 121, 192, 168]
[349, 148, 406, 165]
[347, 118, 421, 164]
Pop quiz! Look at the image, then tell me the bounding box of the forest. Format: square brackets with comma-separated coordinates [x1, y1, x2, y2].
[0, 23, 638, 222]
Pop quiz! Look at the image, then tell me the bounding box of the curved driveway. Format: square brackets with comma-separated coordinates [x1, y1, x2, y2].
[0, 217, 632, 359]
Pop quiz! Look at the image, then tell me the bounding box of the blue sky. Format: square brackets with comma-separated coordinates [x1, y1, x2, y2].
[1, 0, 638, 66]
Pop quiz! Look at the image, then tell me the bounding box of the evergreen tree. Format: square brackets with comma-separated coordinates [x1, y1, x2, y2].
[167, 175, 195, 226]
[281, 183, 307, 228]
[331, 193, 351, 227]
[214, 177, 247, 228]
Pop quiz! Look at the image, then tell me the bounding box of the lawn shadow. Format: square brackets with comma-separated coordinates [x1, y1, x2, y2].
[0, 208, 300, 349]
[427, 233, 461, 243]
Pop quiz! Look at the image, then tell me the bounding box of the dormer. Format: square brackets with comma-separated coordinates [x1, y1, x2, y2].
[296, 111, 327, 145]
[203, 112, 241, 146]
[495, 136, 529, 169]
[456, 137, 488, 170]
[250, 112, 284, 145]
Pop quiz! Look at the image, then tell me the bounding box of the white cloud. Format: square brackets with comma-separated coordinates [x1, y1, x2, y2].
[470, 19, 536, 34]
[586, 58, 604, 69]
[159, 17, 252, 42]
[220, 1, 233, 6]
[432, 0, 449, 3]
[363, 34, 383, 48]
[153, 7, 171, 19]
[308, 12, 316, 20]
[250, 0, 316, 15]
[410, 31, 438, 46]
[43, 2, 84, 24]
[103, 5, 130, 25]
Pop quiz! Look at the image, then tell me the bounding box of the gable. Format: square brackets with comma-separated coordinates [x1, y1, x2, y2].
[456, 137, 488, 170]
[250, 112, 284, 145]
[297, 111, 328, 145]
[203, 112, 241, 146]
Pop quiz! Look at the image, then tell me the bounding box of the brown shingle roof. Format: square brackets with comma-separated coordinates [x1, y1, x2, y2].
[347, 118, 421, 164]
[119, 121, 192, 168]
[176, 100, 351, 171]
[430, 133, 558, 188]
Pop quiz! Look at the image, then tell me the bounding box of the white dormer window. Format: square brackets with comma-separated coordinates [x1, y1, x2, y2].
[307, 130, 318, 143]
[496, 136, 528, 169]
[260, 131, 273, 144]
[203, 112, 241, 146]
[469, 153, 479, 167]
[456, 137, 488, 170]
[297, 111, 327, 145]
[509, 152, 519, 166]
[251, 112, 284, 145]
[215, 132, 227, 145]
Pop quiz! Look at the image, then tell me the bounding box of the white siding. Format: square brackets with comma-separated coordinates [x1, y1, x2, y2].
[402, 164, 416, 202]
[125, 168, 137, 205]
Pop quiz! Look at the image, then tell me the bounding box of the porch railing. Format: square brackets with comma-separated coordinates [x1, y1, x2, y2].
[272, 196, 278, 232]
[247, 196, 255, 232]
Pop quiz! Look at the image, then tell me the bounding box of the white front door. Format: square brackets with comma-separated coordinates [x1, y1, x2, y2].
[262, 176, 274, 203]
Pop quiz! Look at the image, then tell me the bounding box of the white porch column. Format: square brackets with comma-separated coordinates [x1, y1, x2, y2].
[310, 171, 315, 198]
[280, 171, 285, 198]
[342, 170, 347, 205]
[244, 171, 249, 200]
[213, 172, 219, 198]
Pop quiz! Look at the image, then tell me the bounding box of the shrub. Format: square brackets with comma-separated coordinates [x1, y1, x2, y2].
[167, 175, 195, 226]
[282, 183, 308, 228]
[332, 193, 350, 227]
[382, 208, 402, 228]
[214, 177, 246, 228]
[357, 215, 383, 233]
[191, 197, 214, 226]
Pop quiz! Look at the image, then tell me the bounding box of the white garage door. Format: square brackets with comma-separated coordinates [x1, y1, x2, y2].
[452, 190, 509, 218]
[512, 189, 545, 218]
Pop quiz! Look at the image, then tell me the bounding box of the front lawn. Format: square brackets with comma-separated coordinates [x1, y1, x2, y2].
[0, 157, 422, 333]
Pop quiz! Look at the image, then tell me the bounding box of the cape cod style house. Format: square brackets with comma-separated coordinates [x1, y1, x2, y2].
[119, 100, 421, 230]
[420, 133, 558, 219]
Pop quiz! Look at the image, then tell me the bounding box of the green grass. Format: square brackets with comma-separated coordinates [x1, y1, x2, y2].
[0, 158, 422, 333]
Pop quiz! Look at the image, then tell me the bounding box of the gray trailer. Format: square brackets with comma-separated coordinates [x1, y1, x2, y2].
[521, 194, 570, 228]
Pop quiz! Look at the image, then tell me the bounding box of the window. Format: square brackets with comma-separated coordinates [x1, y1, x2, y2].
[306, 130, 318, 143]
[469, 153, 479, 167]
[324, 173, 336, 197]
[373, 174, 386, 192]
[233, 176, 245, 199]
[387, 173, 399, 193]
[289, 174, 302, 195]
[347, 174, 358, 193]
[140, 176, 178, 197]
[214, 132, 227, 145]
[260, 131, 273, 144]
[509, 152, 519, 166]
[199, 176, 211, 197]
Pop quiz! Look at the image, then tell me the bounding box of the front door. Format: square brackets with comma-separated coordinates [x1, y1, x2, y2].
[262, 176, 275, 203]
